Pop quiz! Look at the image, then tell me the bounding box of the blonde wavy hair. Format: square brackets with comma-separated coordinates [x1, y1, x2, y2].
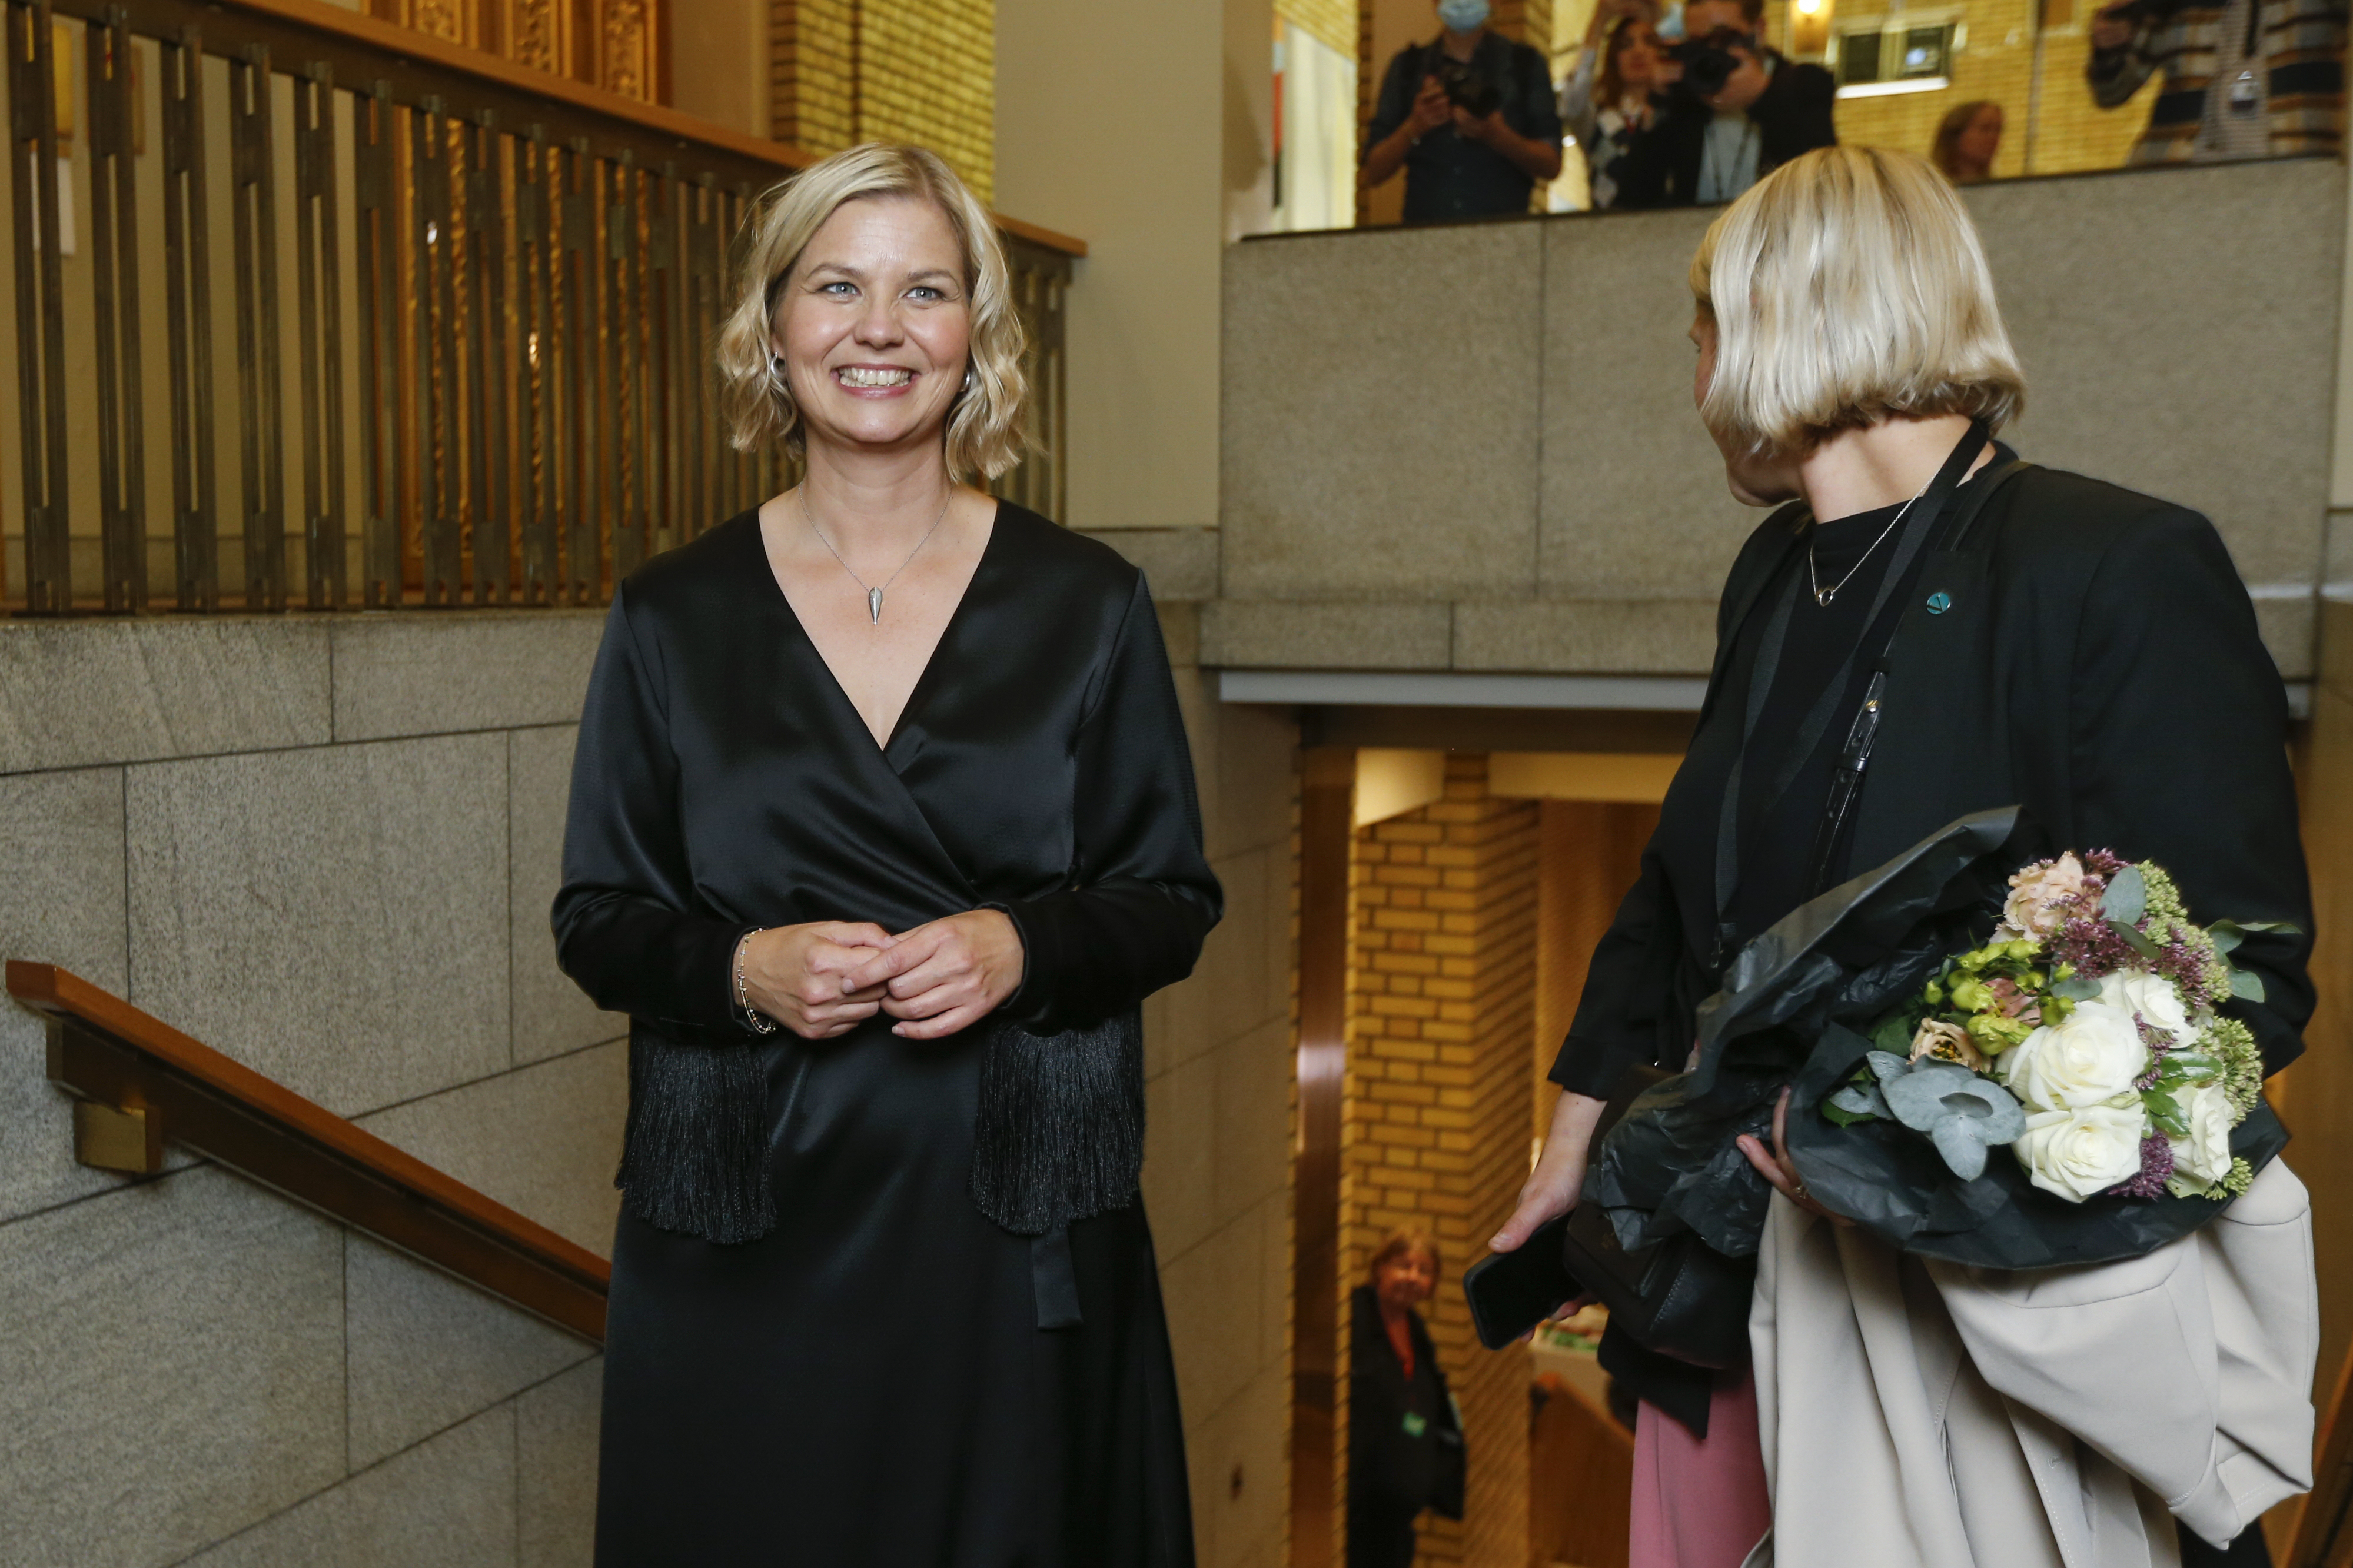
[1689, 145, 2025, 460]
[717, 143, 1030, 482]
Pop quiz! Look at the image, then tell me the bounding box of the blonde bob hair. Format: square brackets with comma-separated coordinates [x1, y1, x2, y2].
[716, 143, 1029, 482]
[1689, 145, 2025, 460]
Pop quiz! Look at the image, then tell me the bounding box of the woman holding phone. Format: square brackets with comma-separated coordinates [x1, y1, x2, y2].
[1487, 146, 2311, 1568]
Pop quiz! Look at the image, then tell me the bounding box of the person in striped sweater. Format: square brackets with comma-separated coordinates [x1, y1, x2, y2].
[2087, 0, 2346, 164]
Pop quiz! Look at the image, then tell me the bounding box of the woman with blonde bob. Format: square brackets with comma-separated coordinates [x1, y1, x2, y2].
[1490, 146, 2312, 1568]
[556, 143, 1219, 1566]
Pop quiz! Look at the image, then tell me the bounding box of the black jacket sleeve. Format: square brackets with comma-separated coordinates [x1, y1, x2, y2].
[550, 590, 753, 1037]
[2067, 509, 2315, 1073]
[1754, 58, 1837, 169]
[991, 575, 1224, 1034]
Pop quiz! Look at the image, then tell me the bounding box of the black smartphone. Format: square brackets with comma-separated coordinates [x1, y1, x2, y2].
[1461, 1211, 1582, 1350]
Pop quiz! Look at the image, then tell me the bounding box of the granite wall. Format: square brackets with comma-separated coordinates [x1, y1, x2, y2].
[1212, 156, 2347, 680]
[0, 611, 620, 1568]
[0, 590, 1297, 1567]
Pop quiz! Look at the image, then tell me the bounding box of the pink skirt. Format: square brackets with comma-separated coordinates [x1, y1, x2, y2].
[1629, 1368, 1772, 1568]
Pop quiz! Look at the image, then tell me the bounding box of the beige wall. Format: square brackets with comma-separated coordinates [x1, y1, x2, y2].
[669, 0, 770, 140]
[996, 0, 1228, 554]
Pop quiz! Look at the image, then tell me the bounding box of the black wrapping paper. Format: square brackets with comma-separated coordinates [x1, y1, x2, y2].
[1581, 807, 2288, 1270]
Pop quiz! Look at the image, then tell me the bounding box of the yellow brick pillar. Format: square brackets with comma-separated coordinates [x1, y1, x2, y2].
[1344, 753, 1537, 1567]
[768, 0, 996, 200]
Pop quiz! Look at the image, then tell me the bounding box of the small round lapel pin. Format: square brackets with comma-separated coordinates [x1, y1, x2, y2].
[1926, 591, 1953, 615]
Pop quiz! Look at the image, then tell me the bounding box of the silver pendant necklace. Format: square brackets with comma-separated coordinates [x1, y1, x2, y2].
[1807, 475, 1930, 608]
[800, 485, 954, 624]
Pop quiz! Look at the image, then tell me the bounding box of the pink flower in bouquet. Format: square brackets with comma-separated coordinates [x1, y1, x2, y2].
[2004, 853, 2089, 938]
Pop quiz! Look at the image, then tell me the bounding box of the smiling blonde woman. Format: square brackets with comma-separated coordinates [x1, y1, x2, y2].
[556, 143, 1221, 1567]
[1491, 146, 2312, 1568]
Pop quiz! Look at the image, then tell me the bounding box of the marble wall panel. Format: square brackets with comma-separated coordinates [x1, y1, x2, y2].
[356, 1042, 629, 1257]
[519, 1357, 604, 1568]
[0, 620, 330, 775]
[0, 1170, 346, 1567]
[124, 734, 510, 1116]
[182, 1405, 518, 1568]
[345, 1235, 596, 1469]
[1452, 597, 1720, 675]
[0, 766, 140, 1226]
[1969, 159, 2341, 593]
[1538, 205, 1753, 602]
[331, 612, 607, 743]
[1222, 224, 1545, 601]
[510, 725, 626, 1065]
[1197, 601, 1453, 670]
[1158, 1193, 1277, 1425]
[1185, 1358, 1288, 1568]
[1212, 1016, 1291, 1233]
[1084, 527, 1223, 601]
[1144, 1047, 1220, 1261]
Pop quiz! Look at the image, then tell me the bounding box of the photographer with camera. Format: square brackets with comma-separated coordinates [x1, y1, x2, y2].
[1608, 0, 1836, 208]
[1364, 0, 1564, 223]
[2086, 0, 2344, 165]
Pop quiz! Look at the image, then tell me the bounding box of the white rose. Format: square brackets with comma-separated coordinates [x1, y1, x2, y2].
[2001, 1000, 2151, 1113]
[2165, 1083, 2236, 1195]
[2013, 1105, 2148, 1202]
[2096, 970, 2199, 1051]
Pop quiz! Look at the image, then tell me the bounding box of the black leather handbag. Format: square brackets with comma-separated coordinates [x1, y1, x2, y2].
[1558, 1065, 1757, 1369]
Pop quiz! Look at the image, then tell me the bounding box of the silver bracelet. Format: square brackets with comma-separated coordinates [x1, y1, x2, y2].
[735, 929, 776, 1035]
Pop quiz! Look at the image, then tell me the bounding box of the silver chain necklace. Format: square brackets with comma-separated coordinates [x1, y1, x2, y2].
[1807, 475, 1931, 608]
[800, 485, 954, 624]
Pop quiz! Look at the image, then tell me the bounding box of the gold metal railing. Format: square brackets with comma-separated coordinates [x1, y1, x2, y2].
[2, 0, 1076, 614]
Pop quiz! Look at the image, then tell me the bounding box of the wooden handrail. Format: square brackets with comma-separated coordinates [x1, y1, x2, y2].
[36, 0, 1086, 258]
[5, 962, 609, 1344]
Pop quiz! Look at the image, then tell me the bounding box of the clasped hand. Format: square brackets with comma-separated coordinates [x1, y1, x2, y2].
[737, 911, 1025, 1041]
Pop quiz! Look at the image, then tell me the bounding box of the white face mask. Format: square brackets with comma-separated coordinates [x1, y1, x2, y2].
[1437, 0, 1491, 31]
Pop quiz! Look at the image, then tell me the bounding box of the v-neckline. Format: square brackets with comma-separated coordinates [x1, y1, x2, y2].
[756, 498, 1006, 762]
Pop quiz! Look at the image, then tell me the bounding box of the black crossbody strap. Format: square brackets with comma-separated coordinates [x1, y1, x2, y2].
[1800, 455, 2035, 894]
[1707, 422, 1996, 970]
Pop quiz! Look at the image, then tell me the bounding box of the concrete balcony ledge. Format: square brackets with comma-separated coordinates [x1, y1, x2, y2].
[1199, 596, 1719, 677]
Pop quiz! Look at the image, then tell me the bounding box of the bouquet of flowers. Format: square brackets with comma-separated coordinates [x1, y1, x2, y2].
[1822, 851, 2281, 1206]
[1581, 808, 2295, 1273]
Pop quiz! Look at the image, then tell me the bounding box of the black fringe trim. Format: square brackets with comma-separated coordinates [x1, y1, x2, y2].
[614, 1011, 1146, 1246]
[614, 1022, 776, 1246]
[969, 1010, 1145, 1236]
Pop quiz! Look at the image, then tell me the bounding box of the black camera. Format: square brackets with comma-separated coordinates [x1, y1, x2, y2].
[1428, 54, 1503, 118]
[1672, 26, 1754, 97]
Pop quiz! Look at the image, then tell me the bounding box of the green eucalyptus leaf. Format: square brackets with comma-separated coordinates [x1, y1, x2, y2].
[2231, 920, 2302, 936]
[2229, 966, 2266, 1003]
[1870, 1013, 1916, 1056]
[1826, 1083, 1890, 1123]
[2050, 974, 2101, 1002]
[2110, 919, 2161, 960]
[2102, 866, 2147, 926]
[2208, 921, 2244, 957]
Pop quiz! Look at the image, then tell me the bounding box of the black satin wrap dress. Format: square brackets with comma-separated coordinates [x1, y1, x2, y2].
[551, 502, 1222, 1567]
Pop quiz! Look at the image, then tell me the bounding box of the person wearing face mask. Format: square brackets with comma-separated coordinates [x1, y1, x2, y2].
[1348, 1231, 1466, 1568]
[1610, 0, 1836, 208]
[1364, 0, 1565, 222]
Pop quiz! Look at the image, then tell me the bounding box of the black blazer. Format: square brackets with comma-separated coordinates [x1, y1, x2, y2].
[1347, 1286, 1465, 1521]
[1554, 464, 2315, 1430]
[1611, 50, 1837, 208]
